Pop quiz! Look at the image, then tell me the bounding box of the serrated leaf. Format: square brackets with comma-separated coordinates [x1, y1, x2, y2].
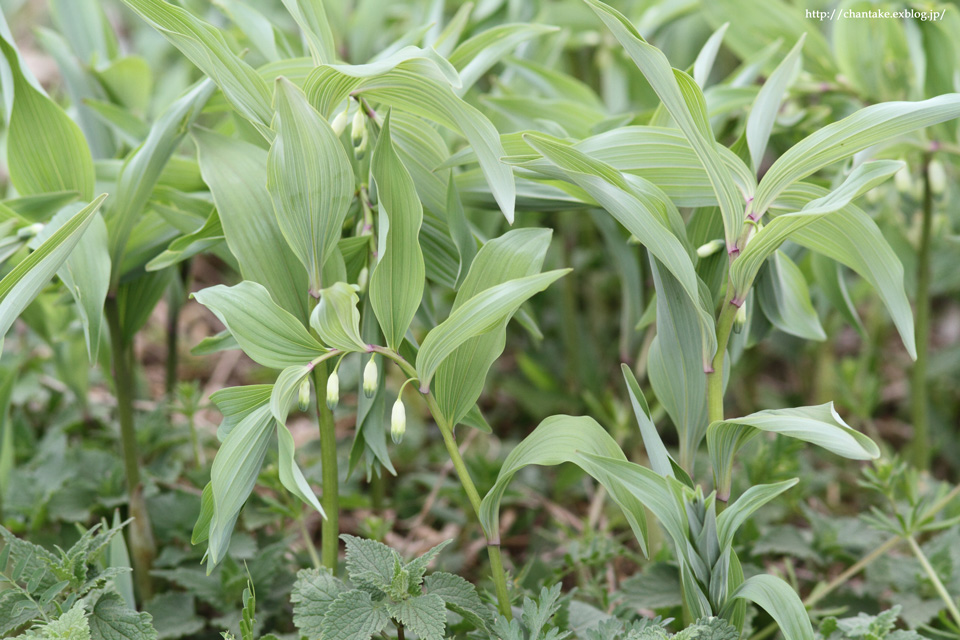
[341, 535, 397, 591]
[88, 592, 158, 640]
[424, 571, 494, 631]
[292, 568, 347, 638]
[388, 594, 446, 640]
[320, 590, 389, 640]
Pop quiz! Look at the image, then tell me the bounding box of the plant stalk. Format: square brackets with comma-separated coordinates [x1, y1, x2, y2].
[707, 288, 739, 426]
[311, 364, 340, 573]
[909, 157, 933, 470]
[105, 297, 156, 603]
[907, 534, 960, 628]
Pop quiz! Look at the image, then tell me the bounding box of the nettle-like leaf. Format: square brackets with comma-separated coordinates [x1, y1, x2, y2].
[322, 591, 390, 640]
[192, 281, 325, 370]
[369, 113, 425, 351]
[292, 568, 347, 639]
[267, 78, 355, 294]
[88, 591, 158, 640]
[423, 571, 494, 631]
[707, 403, 880, 499]
[387, 594, 446, 640]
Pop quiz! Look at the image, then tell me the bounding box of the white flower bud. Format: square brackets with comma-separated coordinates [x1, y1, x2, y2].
[354, 128, 368, 161]
[326, 371, 339, 411]
[363, 357, 378, 398]
[351, 108, 365, 147]
[331, 110, 348, 137]
[391, 398, 406, 444]
[357, 267, 369, 293]
[297, 377, 311, 412]
[696, 239, 725, 259]
[17, 223, 43, 239]
[928, 159, 946, 196]
[733, 304, 747, 334]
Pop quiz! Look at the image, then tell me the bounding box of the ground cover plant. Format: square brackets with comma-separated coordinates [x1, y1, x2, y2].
[1, 0, 960, 639]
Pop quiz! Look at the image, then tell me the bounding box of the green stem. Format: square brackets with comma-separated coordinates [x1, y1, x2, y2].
[370, 346, 513, 619]
[909, 156, 933, 470]
[299, 514, 321, 569]
[311, 363, 340, 573]
[907, 534, 960, 628]
[105, 297, 155, 603]
[707, 288, 739, 426]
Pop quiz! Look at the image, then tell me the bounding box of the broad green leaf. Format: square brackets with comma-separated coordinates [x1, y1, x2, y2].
[424, 572, 493, 631]
[585, 0, 746, 247]
[722, 574, 813, 640]
[271, 363, 314, 425]
[210, 384, 273, 441]
[388, 594, 446, 640]
[717, 479, 797, 548]
[369, 114, 424, 350]
[88, 592, 157, 640]
[756, 251, 825, 341]
[753, 94, 960, 215]
[746, 36, 803, 173]
[0, 38, 94, 200]
[833, 1, 913, 102]
[707, 403, 880, 499]
[277, 423, 324, 515]
[444, 174, 476, 288]
[524, 133, 718, 367]
[108, 80, 215, 280]
[213, 0, 282, 62]
[416, 269, 569, 391]
[193, 128, 311, 322]
[0, 195, 107, 355]
[95, 56, 153, 114]
[772, 183, 915, 358]
[207, 404, 275, 567]
[121, 0, 273, 135]
[191, 482, 213, 544]
[321, 590, 390, 640]
[280, 0, 336, 65]
[311, 282, 366, 352]
[30, 204, 111, 361]
[448, 23, 558, 93]
[810, 250, 865, 339]
[268, 78, 355, 294]
[193, 281, 325, 370]
[146, 208, 224, 272]
[48, 0, 117, 64]
[730, 160, 903, 302]
[304, 57, 516, 222]
[478, 416, 648, 551]
[292, 568, 347, 638]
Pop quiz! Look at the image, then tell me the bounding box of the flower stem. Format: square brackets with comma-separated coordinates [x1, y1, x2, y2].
[311, 363, 340, 573]
[907, 534, 960, 628]
[909, 156, 933, 470]
[707, 286, 739, 426]
[105, 296, 155, 603]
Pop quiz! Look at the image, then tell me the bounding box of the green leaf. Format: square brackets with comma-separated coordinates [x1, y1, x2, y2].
[292, 568, 346, 639]
[388, 594, 446, 640]
[120, 0, 273, 135]
[448, 23, 558, 92]
[369, 113, 424, 351]
[479, 415, 648, 551]
[279, 0, 336, 65]
[430, 228, 551, 427]
[416, 268, 569, 391]
[424, 571, 494, 631]
[584, 0, 746, 247]
[191, 483, 214, 545]
[210, 384, 272, 441]
[0, 38, 94, 200]
[305, 57, 516, 222]
[717, 479, 798, 549]
[108, 80, 215, 278]
[88, 591, 158, 640]
[746, 36, 804, 173]
[0, 195, 108, 354]
[722, 574, 813, 640]
[321, 590, 390, 640]
[708, 403, 880, 499]
[753, 94, 960, 215]
[146, 209, 223, 272]
[206, 405, 275, 567]
[193, 281, 325, 370]
[277, 423, 324, 515]
[270, 364, 314, 425]
[268, 78, 355, 294]
[193, 127, 311, 322]
[31, 203, 111, 361]
[730, 160, 904, 303]
[342, 534, 396, 591]
[771, 182, 915, 358]
[756, 251, 825, 341]
[692, 22, 729, 87]
[0, 367, 14, 500]
[621, 364, 673, 479]
[311, 282, 366, 352]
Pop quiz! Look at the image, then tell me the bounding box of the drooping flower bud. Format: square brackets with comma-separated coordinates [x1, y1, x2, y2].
[326, 371, 340, 411]
[331, 110, 349, 137]
[363, 357, 378, 398]
[391, 398, 406, 444]
[696, 239, 725, 259]
[357, 267, 369, 293]
[17, 223, 43, 239]
[733, 303, 747, 334]
[351, 108, 365, 148]
[354, 128, 369, 161]
[297, 378, 311, 412]
[928, 159, 946, 196]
